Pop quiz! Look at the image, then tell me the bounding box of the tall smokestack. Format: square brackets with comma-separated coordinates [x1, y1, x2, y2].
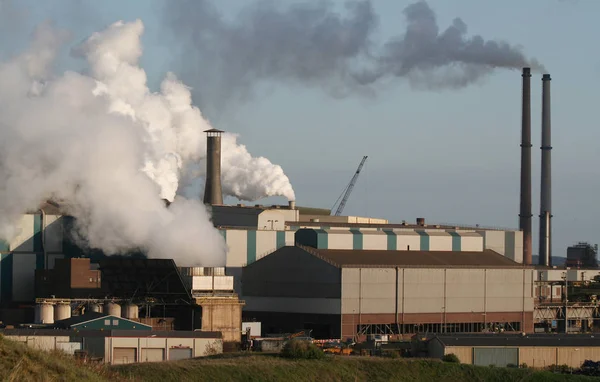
[203, 128, 224, 206]
[519, 67, 533, 265]
[539, 74, 552, 266]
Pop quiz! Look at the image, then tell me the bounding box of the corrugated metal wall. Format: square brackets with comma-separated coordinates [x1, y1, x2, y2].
[473, 348, 519, 367]
[221, 227, 522, 271]
[0, 213, 64, 303]
[341, 268, 534, 314]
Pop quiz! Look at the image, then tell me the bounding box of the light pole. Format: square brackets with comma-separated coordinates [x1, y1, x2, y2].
[562, 272, 568, 334]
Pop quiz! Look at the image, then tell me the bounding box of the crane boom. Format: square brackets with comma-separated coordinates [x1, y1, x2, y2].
[332, 156, 368, 216]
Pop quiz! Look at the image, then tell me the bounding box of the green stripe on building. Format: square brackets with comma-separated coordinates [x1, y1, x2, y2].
[33, 214, 42, 252]
[316, 229, 328, 249]
[350, 229, 363, 250]
[0, 239, 8, 252]
[36, 254, 45, 270]
[448, 231, 461, 251]
[384, 230, 397, 250]
[247, 230, 257, 265]
[504, 231, 515, 260]
[276, 231, 286, 248]
[221, 230, 227, 240]
[0, 253, 13, 302]
[416, 230, 430, 251]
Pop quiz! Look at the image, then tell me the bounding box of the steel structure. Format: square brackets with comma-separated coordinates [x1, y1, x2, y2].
[331, 156, 368, 216]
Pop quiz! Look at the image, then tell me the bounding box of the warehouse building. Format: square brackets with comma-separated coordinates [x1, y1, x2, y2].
[424, 333, 600, 368]
[241, 245, 533, 340]
[1, 328, 223, 364]
[223, 223, 523, 294]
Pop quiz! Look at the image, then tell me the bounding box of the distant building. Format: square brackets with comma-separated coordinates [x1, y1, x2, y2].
[566, 242, 598, 268]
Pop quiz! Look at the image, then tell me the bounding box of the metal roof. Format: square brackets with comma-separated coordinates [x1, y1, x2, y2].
[430, 333, 600, 347]
[54, 312, 152, 329]
[296, 246, 526, 268]
[286, 221, 516, 232]
[0, 328, 222, 338]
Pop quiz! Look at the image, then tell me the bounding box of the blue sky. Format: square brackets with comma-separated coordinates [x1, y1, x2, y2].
[5, 0, 600, 258]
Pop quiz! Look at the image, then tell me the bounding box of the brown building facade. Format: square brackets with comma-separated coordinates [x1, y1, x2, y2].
[242, 246, 534, 340]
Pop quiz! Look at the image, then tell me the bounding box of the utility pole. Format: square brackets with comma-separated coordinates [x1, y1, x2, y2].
[562, 272, 568, 334]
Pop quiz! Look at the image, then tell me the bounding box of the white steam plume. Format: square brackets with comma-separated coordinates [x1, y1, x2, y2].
[0, 19, 294, 266]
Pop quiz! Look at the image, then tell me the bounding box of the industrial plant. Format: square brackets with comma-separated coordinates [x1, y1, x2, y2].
[1, 68, 600, 368]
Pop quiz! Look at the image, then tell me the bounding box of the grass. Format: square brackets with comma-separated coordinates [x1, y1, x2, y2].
[1, 335, 598, 382]
[0, 334, 122, 382]
[113, 352, 600, 382]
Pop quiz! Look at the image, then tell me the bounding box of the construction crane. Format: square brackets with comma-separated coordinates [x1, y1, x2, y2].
[331, 156, 368, 216]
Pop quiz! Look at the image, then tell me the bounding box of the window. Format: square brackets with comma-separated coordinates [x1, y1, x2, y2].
[104, 320, 111, 325]
[89, 278, 93, 282]
[113, 320, 119, 326]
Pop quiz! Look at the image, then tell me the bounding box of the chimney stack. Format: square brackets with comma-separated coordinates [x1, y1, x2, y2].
[203, 128, 224, 206]
[519, 68, 533, 265]
[539, 74, 552, 266]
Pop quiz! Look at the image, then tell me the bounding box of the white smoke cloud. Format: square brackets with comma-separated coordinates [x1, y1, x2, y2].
[0, 19, 295, 266]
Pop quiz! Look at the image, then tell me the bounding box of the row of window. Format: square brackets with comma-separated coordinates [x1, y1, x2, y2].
[356, 321, 522, 335]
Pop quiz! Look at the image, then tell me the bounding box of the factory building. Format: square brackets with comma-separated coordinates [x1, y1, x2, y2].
[1, 329, 223, 364]
[423, 333, 600, 369]
[241, 244, 534, 340]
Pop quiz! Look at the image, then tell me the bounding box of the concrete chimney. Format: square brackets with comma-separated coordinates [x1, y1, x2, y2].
[539, 74, 552, 266]
[519, 67, 533, 265]
[288, 200, 296, 210]
[203, 128, 224, 206]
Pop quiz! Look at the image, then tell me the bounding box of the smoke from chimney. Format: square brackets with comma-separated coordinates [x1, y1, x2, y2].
[519, 67, 533, 265]
[165, 0, 545, 115]
[539, 74, 552, 266]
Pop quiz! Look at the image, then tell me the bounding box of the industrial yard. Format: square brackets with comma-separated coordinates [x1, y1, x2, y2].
[0, 67, 599, 370]
[0, 0, 599, 380]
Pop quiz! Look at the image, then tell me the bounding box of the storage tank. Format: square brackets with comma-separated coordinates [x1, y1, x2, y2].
[123, 304, 139, 320]
[88, 303, 102, 313]
[103, 302, 122, 317]
[35, 303, 55, 324]
[54, 303, 72, 321]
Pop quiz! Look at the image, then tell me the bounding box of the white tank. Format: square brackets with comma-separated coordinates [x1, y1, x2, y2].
[54, 303, 71, 321]
[103, 302, 121, 317]
[35, 303, 55, 324]
[88, 303, 102, 313]
[123, 304, 139, 319]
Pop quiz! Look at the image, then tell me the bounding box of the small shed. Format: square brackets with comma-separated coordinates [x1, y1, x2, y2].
[54, 312, 151, 331]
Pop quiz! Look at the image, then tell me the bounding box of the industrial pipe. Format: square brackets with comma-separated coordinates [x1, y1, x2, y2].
[203, 129, 224, 206]
[519, 68, 533, 265]
[539, 74, 552, 266]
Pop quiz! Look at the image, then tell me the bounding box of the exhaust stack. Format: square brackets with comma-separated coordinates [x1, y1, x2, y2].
[539, 74, 552, 266]
[519, 68, 533, 265]
[203, 128, 224, 206]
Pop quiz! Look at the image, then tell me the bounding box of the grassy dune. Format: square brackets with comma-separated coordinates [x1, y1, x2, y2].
[0, 335, 119, 382]
[1, 336, 598, 382]
[113, 353, 599, 382]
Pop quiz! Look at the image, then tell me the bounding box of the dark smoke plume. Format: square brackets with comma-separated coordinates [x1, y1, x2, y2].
[165, 0, 544, 114]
